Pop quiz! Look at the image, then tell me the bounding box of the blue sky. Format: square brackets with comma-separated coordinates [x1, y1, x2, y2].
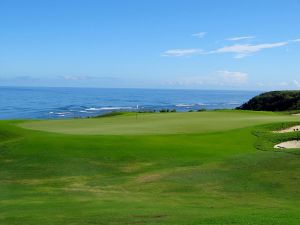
[0, 0, 300, 90]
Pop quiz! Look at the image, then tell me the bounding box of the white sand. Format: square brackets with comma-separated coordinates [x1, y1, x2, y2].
[274, 140, 300, 149]
[273, 125, 300, 133]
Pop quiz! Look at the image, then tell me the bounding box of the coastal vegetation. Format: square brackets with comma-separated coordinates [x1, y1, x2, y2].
[1, 110, 300, 224]
[237, 90, 300, 111]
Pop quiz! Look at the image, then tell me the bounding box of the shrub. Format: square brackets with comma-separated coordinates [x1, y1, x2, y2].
[159, 109, 170, 113]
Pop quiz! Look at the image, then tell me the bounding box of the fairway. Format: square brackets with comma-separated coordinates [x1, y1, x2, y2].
[20, 110, 300, 135]
[1, 110, 300, 225]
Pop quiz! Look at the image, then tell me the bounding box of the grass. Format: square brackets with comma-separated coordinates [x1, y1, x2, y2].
[1, 110, 300, 224]
[19, 110, 300, 135]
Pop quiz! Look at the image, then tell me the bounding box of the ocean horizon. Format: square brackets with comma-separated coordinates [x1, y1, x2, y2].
[0, 86, 260, 119]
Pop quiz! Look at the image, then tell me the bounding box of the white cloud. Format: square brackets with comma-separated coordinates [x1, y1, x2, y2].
[255, 80, 300, 89]
[62, 75, 94, 81]
[192, 32, 206, 38]
[162, 48, 203, 57]
[293, 80, 300, 87]
[162, 35, 299, 59]
[257, 82, 264, 87]
[0, 76, 39, 82]
[168, 70, 248, 87]
[227, 36, 255, 41]
[215, 42, 288, 58]
[217, 70, 248, 84]
[278, 82, 289, 86]
[168, 76, 207, 86]
[61, 75, 118, 81]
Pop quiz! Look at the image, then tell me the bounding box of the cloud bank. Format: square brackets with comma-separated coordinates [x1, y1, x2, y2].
[168, 70, 248, 88]
[162, 49, 203, 57]
[227, 36, 255, 41]
[162, 35, 299, 58]
[214, 42, 288, 58]
[192, 32, 206, 38]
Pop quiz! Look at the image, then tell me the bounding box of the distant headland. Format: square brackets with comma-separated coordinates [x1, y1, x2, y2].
[237, 90, 300, 111]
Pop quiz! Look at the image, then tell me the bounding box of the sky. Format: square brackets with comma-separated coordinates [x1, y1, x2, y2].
[0, 0, 300, 90]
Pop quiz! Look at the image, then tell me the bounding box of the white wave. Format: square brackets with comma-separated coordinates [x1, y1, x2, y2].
[85, 107, 101, 111]
[102, 107, 133, 110]
[175, 104, 195, 107]
[56, 112, 71, 115]
[197, 103, 208, 106]
[86, 107, 133, 111]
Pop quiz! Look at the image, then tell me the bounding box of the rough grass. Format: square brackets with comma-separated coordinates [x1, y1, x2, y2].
[1, 111, 300, 224]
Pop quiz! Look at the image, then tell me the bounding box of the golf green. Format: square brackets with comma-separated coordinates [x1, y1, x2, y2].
[19, 110, 300, 135]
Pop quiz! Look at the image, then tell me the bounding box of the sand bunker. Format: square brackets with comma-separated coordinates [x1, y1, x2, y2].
[273, 125, 300, 133]
[274, 140, 300, 149]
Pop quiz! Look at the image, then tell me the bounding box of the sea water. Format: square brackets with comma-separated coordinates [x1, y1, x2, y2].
[0, 87, 260, 119]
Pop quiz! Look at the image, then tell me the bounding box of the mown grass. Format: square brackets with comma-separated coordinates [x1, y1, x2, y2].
[19, 110, 300, 135]
[0, 111, 300, 224]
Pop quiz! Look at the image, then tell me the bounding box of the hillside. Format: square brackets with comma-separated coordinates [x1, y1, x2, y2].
[237, 90, 300, 111]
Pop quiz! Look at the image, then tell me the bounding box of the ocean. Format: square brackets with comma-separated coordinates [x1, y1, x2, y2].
[0, 87, 260, 119]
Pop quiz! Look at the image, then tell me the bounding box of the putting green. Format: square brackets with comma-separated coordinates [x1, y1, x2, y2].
[19, 110, 300, 135]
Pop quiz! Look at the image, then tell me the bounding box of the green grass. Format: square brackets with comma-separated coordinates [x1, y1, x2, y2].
[1, 110, 300, 224]
[19, 110, 300, 135]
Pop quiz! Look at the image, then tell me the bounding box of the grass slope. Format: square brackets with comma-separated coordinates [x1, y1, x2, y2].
[0, 110, 300, 224]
